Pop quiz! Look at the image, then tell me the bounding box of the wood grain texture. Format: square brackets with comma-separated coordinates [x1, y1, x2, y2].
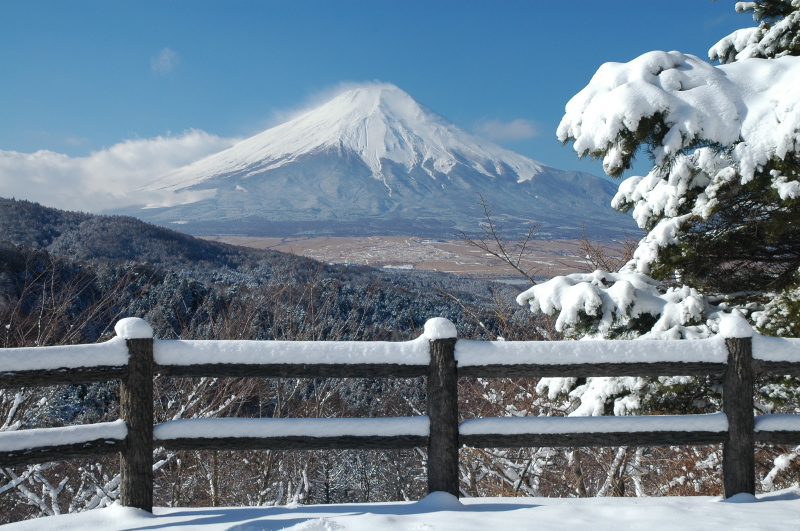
[460, 431, 727, 449]
[0, 366, 127, 388]
[755, 431, 800, 445]
[458, 362, 727, 378]
[0, 438, 125, 467]
[427, 337, 459, 497]
[723, 337, 755, 498]
[752, 360, 800, 376]
[119, 338, 154, 512]
[157, 435, 428, 451]
[156, 363, 428, 379]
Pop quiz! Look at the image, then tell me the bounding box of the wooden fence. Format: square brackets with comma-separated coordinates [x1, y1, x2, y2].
[1, 317, 799, 512]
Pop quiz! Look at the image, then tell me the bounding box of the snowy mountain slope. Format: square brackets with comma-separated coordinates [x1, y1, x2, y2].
[145, 84, 545, 192]
[130, 83, 634, 239]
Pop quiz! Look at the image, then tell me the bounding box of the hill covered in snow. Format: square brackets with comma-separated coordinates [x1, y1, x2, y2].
[125, 83, 633, 239]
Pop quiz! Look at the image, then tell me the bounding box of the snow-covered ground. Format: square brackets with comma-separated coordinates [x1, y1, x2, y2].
[4, 490, 800, 530]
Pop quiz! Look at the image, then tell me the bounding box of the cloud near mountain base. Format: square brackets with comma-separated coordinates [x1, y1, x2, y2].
[474, 118, 538, 141]
[0, 130, 236, 213]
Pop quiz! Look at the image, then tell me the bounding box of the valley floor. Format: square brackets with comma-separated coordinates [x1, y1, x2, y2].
[200, 235, 599, 278]
[4, 490, 800, 530]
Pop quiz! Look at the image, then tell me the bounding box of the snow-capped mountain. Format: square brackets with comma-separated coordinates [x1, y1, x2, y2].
[147, 84, 546, 192]
[131, 83, 633, 239]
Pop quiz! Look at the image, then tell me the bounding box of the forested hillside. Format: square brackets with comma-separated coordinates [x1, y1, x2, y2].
[0, 197, 307, 271]
[0, 198, 529, 344]
[1, 198, 549, 521]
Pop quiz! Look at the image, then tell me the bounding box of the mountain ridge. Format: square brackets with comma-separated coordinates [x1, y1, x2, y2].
[123, 83, 634, 240]
[144, 83, 546, 193]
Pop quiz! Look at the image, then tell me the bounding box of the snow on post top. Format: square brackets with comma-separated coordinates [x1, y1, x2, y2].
[424, 318, 457, 340]
[114, 318, 154, 340]
[718, 312, 753, 339]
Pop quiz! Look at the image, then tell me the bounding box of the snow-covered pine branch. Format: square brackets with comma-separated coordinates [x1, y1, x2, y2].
[530, 0, 800, 341]
[515, 3, 800, 459]
[516, 270, 716, 340]
[710, 0, 800, 63]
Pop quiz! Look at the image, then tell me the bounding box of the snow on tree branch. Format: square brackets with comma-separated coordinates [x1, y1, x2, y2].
[558, 50, 800, 180]
[518, 1, 800, 432]
[516, 270, 717, 340]
[710, 0, 800, 63]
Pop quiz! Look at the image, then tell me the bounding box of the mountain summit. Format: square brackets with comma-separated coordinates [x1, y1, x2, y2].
[147, 84, 545, 192]
[132, 83, 632, 239]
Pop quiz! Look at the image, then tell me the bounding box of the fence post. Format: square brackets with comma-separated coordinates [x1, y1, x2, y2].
[425, 318, 459, 497]
[720, 314, 755, 498]
[116, 318, 155, 512]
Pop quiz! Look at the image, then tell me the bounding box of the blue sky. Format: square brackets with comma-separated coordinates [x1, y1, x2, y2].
[0, 1, 751, 209]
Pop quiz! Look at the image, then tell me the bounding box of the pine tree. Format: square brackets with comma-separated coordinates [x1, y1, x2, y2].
[515, 1, 800, 427]
[520, 0, 800, 342]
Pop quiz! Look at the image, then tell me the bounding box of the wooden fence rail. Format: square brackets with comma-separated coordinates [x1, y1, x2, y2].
[2, 316, 800, 512]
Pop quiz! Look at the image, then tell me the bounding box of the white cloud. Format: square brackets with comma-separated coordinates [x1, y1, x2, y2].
[0, 130, 237, 212]
[474, 118, 539, 141]
[151, 47, 180, 75]
[64, 136, 90, 147]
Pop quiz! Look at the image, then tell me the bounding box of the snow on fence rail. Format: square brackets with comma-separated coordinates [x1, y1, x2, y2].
[1, 315, 800, 512]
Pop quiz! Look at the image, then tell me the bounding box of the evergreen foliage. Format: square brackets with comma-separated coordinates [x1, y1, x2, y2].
[515, 1, 800, 423]
[521, 0, 800, 341]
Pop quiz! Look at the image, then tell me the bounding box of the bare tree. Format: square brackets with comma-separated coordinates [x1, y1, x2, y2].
[461, 194, 540, 285]
[577, 224, 637, 273]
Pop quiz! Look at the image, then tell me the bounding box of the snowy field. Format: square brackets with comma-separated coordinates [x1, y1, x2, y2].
[4, 490, 800, 531]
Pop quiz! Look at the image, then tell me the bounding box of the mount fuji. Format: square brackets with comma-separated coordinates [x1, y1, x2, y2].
[128, 83, 633, 239]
